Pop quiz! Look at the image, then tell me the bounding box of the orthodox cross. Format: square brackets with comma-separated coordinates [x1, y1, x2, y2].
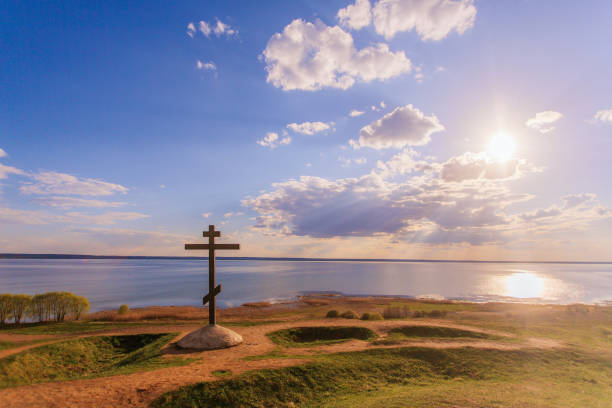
[185, 225, 239, 325]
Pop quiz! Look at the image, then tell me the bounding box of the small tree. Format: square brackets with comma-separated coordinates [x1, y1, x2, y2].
[30, 294, 47, 322]
[71, 295, 90, 320]
[11, 294, 32, 324]
[0, 294, 13, 325]
[118, 304, 130, 315]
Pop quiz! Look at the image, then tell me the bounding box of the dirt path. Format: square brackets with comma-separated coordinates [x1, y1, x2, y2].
[0, 319, 563, 408]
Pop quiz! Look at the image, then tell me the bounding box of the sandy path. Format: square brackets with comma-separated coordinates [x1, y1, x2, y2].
[0, 319, 562, 408]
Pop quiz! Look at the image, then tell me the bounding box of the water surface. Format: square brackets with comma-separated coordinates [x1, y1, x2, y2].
[1, 259, 610, 311]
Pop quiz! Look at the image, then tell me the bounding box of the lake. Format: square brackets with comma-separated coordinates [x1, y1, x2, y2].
[1, 259, 611, 311]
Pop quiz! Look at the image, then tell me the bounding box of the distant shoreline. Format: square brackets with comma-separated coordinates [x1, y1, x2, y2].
[0, 253, 610, 264]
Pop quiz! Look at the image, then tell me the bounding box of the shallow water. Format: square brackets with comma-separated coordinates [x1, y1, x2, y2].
[0, 259, 611, 311]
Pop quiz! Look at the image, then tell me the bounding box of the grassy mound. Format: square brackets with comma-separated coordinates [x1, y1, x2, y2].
[387, 325, 495, 340]
[268, 326, 377, 347]
[152, 347, 612, 408]
[0, 333, 189, 388]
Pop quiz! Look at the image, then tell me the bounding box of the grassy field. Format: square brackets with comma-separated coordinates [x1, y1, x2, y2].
[0, 333, 192, 388]
[1, 296, 611, 407]
[152, 346, 612, 408]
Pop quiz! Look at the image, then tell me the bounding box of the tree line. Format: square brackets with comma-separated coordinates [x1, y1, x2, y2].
[0, 292, 90, 325]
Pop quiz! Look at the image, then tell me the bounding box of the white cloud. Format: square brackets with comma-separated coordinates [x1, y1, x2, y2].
[525, 111, 563, 133]
[372, 0, 477, 41]
[593, 109, 612, 123]
[0, 163, 24, 179]
[0, 148, 7, 158]
[63, 211, 149, 225]
[380, 101, 386, 108]
[256, 132, 291, 149]
[187, 22, 196, 38]
[202, 212, 211, 218]
[287, 121, 333, 135]
[224, 211, 244, 218]
[262, 19, 411, 91]
[0, 207, 53, 225]
[20, 171, 128, 196]
[33, 196, 126, 209]
[213, 19, 237, 36]
[439, 152, 531, 182]
[351, 104, 444, 149]
[199, 21, 211, 36]
[338, 156, 367, 167]
[197, 60, 217, 71]
[337, 0, 372, 30]
[349, 109, 365, 117]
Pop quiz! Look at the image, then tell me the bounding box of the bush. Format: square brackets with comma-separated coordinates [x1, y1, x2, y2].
[118, 304, 130, 315]
[427, 310, 447, 318]
[382, 305, 411, 319]
[326, 310, 340, 318]
[340, 310, 357, 319]
[412, 310, 425, 318]
[361, 312, 383, 321]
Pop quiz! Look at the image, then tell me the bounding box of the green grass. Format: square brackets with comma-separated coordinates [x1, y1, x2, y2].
[391, 325, 495, 339]
[0, 341, 17, 351]
[267, 326, 377, 347]
[0, 333, 193, 388]
[211, 369, 232, 378]
[152, 346, 612, 408]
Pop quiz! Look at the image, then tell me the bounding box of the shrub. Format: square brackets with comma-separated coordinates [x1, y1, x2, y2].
[364, 312, 383, 321]
[427, 310, 447, 318]
[382, 305, 411, 319]
[412, 310, 425, 318]
[118, 304, 130, 315]
[326, 310, 340, 318]
[340, 310, 357, 319]
[360, 313, 370, 320]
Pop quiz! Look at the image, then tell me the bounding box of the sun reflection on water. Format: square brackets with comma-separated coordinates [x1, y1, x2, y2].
[504, 271, 545, 298]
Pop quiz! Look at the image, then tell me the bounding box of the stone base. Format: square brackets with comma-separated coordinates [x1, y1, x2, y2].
[177, 324, 243, 350]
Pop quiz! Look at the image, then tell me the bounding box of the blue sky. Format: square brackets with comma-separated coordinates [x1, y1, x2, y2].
[1, 0, 611, 260]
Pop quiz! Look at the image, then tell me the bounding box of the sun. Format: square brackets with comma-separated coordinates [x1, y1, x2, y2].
[488, 132, 516, 162]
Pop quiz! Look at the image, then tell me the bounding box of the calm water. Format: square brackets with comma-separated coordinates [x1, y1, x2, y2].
[1, 259, 611, 311]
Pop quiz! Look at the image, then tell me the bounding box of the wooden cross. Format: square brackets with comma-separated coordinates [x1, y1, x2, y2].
[185, 225, 240, 325]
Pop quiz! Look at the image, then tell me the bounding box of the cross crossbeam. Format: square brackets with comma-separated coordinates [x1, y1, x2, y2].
[184, 225, 240, 325]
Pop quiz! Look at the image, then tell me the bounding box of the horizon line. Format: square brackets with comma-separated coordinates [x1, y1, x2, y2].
[0, 253, 610, 265]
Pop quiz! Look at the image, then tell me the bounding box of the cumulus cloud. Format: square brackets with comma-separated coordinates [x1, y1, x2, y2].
[20, 171, 128, 196]
[525, 111, 563, 133]
[351, 104, 444, 149]
[257, 132, 291, 149]
[337, 0, 372, 30]
[242, 169, 524, 242]
[287, 121, 333, 135]
[349, 109, 365, 117]
[0, 148, 7, 158]
[197, 60, 217, 71]
[439, 152, 529, 182]
[213, 19, 237, 36]
[593, 109, 612, 123]
[262, 19, 411, 91]
[33, 196, 126, 209]
[372, 0, 477, 41]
